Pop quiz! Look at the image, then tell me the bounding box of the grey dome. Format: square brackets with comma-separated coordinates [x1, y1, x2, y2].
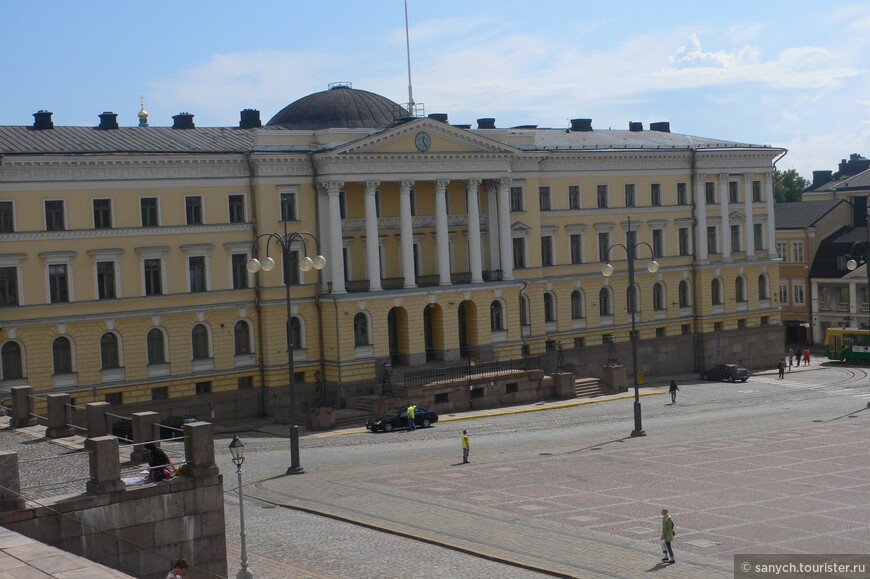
[267, 85, 409, 130]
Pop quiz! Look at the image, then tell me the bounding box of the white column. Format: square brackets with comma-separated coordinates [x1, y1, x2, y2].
[364, 181, 382, 291]
[497, 177, 514, 280]
[765, 172, 777, 258]
[719, 174, 731, 260]
[466, 179, 483, 283]
[694, 173, 708, 261]
[324, 182, 346, 294]
[399, 180, 417, 288]
[486, 181, 500, 272]
[434, 179, 451, 286]
[743, 172, 755, 258]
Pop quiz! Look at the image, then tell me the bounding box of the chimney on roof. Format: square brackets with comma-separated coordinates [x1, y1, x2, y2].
[172, 112, 195, 129]
[629, 121, 643, 132]
[239, 109, 261, 129]
[838, 154, 870, 177]
[812, 170, 833, 188]
[477, 118, 496, 129]
[33, 110, 53, 130]
[98, 112, 119, 130]
[570, 118, 593, 132]
[649, 122, 670, 133]
[428, 113, 448, 123]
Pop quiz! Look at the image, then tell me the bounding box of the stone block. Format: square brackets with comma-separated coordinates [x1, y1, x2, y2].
[86, 402, 111, 438]
[184, 487, 223, 515]
[308, 406, 335, 430]
[153, 516, 191, 547]
[198, 509, 226, 537]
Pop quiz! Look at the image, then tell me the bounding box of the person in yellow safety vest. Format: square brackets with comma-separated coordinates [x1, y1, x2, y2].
[462, 430, 470, 463]
[406, 404, 416, 431]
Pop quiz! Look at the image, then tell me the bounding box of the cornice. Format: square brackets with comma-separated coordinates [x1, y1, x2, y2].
[0, 222, 253, 243]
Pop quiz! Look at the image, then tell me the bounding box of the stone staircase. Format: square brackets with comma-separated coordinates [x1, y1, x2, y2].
[574, 377, 607, 398]
[333, 395, 385, 430]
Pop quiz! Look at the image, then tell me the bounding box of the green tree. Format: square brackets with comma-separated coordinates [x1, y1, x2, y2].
[774, 169, 810, 203]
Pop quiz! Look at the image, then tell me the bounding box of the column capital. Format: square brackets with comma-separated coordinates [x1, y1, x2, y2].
[718, 173, 728, 184]
[694, 173, 706, 185]
[466, 178, 482, 190]
[400, 180, 414, 194]
[434, 179, 449, 193]
[364, 181, 379, 195]
[322, 181, 343, 195]
[498, 177, 512, 189]
[743, 172, 754, 180]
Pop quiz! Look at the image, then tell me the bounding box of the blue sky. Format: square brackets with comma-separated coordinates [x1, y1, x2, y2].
[2, 0, 869, 177]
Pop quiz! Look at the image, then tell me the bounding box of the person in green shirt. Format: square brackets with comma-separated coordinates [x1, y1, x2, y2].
[406, 405, 416, 431]
[461, 430, 470, 463]
[661, 509, 675, 563]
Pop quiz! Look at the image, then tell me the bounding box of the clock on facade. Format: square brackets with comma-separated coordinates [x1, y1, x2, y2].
[415, 132, 431, 152]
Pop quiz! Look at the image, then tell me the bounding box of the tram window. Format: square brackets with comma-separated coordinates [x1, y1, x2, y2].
[858, 334, 870, 347]
[844, 335, 853, 346]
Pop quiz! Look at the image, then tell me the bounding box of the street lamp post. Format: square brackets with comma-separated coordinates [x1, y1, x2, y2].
[229, 434, 253, 579]
[556, 340, 565, 372]
[602, 217, 659, 437]
[247, 232, 326, 475]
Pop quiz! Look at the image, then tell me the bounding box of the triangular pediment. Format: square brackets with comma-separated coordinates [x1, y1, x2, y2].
[326, 118, 519, 156]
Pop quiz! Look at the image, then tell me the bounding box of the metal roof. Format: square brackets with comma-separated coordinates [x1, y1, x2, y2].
[810, 168, 870, 192]
[774, 200, 846, 229]
[494, 127, 772, 151]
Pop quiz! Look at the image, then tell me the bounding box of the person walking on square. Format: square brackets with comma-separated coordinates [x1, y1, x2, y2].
[406, 404, 416, 431]
[778, 358, 785, 379]
[461, 430, 470, 463]
[795, 347, 802, 366]
[669, 380, 679, 404]
[788, 354, 793, 372]
[803, 348, 810, 366]
[660, 509, 675, 563]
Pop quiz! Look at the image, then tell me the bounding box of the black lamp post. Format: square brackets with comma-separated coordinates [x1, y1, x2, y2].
[229, 434, 253, 579]
[556, 340, 565, 372]
[602, 217, 659, 437]
[247, 232, 325, 475]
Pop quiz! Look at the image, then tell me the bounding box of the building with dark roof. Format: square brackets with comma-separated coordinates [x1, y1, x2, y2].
[803, 153, 870, 201]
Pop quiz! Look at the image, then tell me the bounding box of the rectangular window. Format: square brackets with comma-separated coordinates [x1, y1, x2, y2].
[754, 224, 764, 250]
[97, 261, 116, 299]
[678, 228, 690, 256]
[512, 238, 526, 269]
[729, 181, 739, 203]
[570, 233, 583, 264]
[93, 199, 112, 229]
[624, 184, 636, 207]
[626, 230, 637, 259]
[650, 183, 661, 206]
[283, 250, 300, 286]
[140, 197, 159, 227]
[188, 256, 206, 292]
[49, 264, 69, 303]
[280, 192, 297, 221]
[761, 316, 769, 325]
[231, 253, 249, 289]
[776, 241, 787, 261]
[597, 185, 608, 208]
[656, 327, 666, 337]
[652, 229, 663, 258]
[541, 236, 553, 266]
[510, 186, 524, 212]
[539, 186, 551, 211]
[791, 241, 804, 263]
[104, 392, 122, 406]
[195, 381, 212, 395]
[730, 225, 741, 252]
[45, 200, 65, 231]
[228, 194, 245, 223]
[793, 283, 805, 305]
[752, 180, 762, 202]
[714, 322, 723, 331]
[738, 319, 746, 328]
[707, 226, 718, 254]
[238, 376, 253, 390]
[598, 232, 610, 262]
[705, 182, 715, 204]
[681, 324, 691, 335]
[151, 387, 168, 401]
[677, 182, 688, 205]
[185, 196, 203, 225]
[568, 185, 581, 209]
[574, 337, 585, 348]
[779, 282, 789, 304]
[0, 267, 19, 307]
[0, 201, 13, 233]
[144, 259, 162, 296]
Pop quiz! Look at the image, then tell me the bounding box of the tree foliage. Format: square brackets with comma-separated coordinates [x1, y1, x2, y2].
[774, 169, 810, 203]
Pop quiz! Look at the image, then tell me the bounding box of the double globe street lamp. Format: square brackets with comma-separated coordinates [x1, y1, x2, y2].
[247, 232, 325, 475]
[602, 217, 659, 437]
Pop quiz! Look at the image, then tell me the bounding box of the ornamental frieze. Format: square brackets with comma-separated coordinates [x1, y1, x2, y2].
[341, 213, 484, 232]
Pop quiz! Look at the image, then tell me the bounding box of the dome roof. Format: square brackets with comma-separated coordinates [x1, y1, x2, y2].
[266, 84, 409, 130]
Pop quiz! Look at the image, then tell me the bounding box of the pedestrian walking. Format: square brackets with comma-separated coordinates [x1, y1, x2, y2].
[795, 347, 802, 366]
[406, 404, 416, 431]
[803, 348, 810, 366]
[669, 380, 679, 404]
[461, 430, 470, 463]
[788, 355, 793, 372]
[660, 509, 675, 564]
[166, 559, 188, 578]
[777, 358, 785, 379]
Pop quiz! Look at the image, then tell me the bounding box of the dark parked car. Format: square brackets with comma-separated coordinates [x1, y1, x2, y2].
[366, 406, 438, 432]
[159, 415, 200, 439]
[700, 364, 750, 382]
[111, 419, 133, 441]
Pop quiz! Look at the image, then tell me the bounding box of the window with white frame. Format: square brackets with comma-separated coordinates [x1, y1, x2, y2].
[736, 276, 747, 302]
[651, 183, 662, 206]
[729, 181, 739, 203]
[624, 184, 636, 207]
[541, 235, 554, 266]
[707, 226, 718, 254]
[598, 231, 610, 262]
[147, 328, 167, 364]
[791, 241, 804, 263]
[0, 201, 14, 233]
[653, 283, 665, 310]
[41, 251, 75, 304]
[544, 292, 556, 322]
[758, 274, 770, 300]
[539, 186, 551, 211]
[776, 242, 787, 261]
[679, 280, 691, 307]
[570, 233, 583, 264]
[280, 191, 297, 221]
[568, 185, 581, 209]
[0, 258, 22, 307]
[731, 225, 741, 252]
[754, 223, 764, 250]
[490, 300, 505, 331]
[597, 185, 608, 208]
[182, 244, 212, 293]
[512, 237, 526, 269]
[93, 198, 113, 229]
[705, 182, 716, 204]
[185, 196, 203, 225]
[678, 228, 690, 256]
[52, 336, 73, 375]
[779, 282, 788, 304]
[234, 320, 252, 355]
[752, 180, 762, 202]
[100, 332, 121, 369]
[677, 182, 688, 205]
[571, 290, 585, 318]
[354, 312, 370, 346]
[711, 278, 723, 305]
[652, 229, 663, 258]
[599, 287, 612, 316]
[510, 186, 524, 212]
[792, 282, 805, 305]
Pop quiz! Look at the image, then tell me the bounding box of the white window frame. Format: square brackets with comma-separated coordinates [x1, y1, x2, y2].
[89, 248, 122, 300]
[136, 246, 169, 296]
[40, 251, 76, 304]
[791, 241, 804, 263]
[182, 244, 213, 293]
[792, 281, 806, 306]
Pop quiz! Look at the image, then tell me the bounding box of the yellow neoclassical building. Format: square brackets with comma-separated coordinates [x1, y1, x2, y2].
[0, 84, 784, 419]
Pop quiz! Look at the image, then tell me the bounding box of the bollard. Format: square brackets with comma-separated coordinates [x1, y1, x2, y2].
[0, 451, 25, 511]
[85, 401, 111, 438]
[130, 411, 159, 462]
[182, 422, 219, 478]
[9, 386, 37, 428]
[85, 436, 124, 494]
[46, 393, 75, 438]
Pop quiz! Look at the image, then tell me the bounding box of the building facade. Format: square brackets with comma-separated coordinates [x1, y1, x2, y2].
[0, 85, 785, 419]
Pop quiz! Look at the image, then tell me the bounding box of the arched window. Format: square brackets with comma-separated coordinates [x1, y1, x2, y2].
[354, 312, 369, 346]
[571, 290, 585, 319]
[1, 342, 23, 380]
[192, 324, 210, 359]
[147, 328, 166, 364]
[520, 295, 530, 326]
[711, 278, 723, 305]
[490, 300, 504, 331]
[758, 273, 769, 300]
[234, 321, 252, 355]
[287, 317, 302, 349]
[599, 287, 612, 316]
[736, 276, 747, 302]
[544, 293, 556, 322]
[653, 283, 665, 311]
[679, 280, 691, 308]
[100, 333, 120, 369]
[52, 337, 73, 374]
[627, 285, 639, 314]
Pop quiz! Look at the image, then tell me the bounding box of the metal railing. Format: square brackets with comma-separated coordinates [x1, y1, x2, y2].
[403, 356, 541, 389]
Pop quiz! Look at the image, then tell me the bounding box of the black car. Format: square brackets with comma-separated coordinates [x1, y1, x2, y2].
[366, 406, 438, 432]
[111, 418, 133, 441]
[700, 364, 750, 382]
[159, 415, 200, 439]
